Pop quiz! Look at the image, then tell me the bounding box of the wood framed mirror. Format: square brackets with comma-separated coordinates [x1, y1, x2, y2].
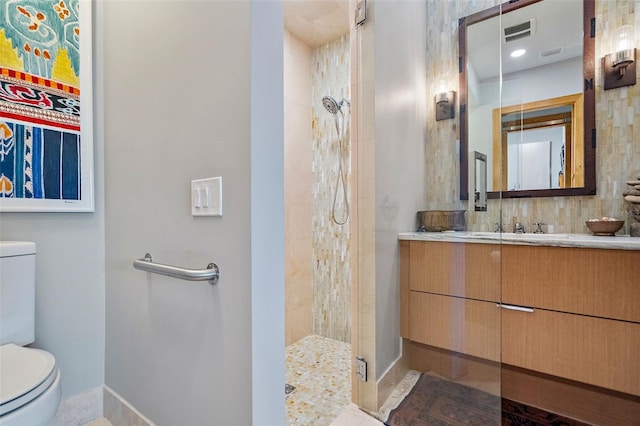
[458, 0, 595, 200]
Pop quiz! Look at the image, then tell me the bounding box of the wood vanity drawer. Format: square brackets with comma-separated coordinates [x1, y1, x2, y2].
[502, 245, 640, 323]
[409, 291, 500, 362]
[408, 241, 501, 301]
[501, 307, 640, 396]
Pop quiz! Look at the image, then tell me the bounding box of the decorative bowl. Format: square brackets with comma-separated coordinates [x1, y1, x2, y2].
[417, 210, 466, 232]
[585, 220, 624, 236]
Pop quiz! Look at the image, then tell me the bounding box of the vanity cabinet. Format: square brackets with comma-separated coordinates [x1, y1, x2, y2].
[400, 240, 502, 362]
[501, 245, 640, 396]
[407, 241, 501, 301]
[400, 240, 640, 397]
[501, 307, 640, 396]
[409, 292, 500, 362]
[502, 245, 640, 323]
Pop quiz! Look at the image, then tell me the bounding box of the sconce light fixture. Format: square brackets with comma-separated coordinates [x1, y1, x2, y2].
[435, 90, 456, 121]
[604, 25, 636, 90]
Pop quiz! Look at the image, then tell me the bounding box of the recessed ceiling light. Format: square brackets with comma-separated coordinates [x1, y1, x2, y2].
[511, 49, 526, 58]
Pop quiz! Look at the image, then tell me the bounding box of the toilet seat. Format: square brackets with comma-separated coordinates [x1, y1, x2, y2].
[0, 344, 57, 416]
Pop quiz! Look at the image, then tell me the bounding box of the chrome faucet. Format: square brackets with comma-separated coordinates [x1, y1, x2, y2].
[513, 221, 526, 233]
[534, 222, 546, 234]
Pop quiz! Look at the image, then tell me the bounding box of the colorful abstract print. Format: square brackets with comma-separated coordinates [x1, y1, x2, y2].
[0, 121, 79, 199]
[0, 0, 81, 200]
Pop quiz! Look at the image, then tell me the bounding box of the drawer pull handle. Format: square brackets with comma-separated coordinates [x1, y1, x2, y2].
[496, 303, 534, 313]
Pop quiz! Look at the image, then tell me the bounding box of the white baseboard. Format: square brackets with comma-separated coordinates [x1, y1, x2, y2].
[103, 385, 155, 426]
[377, 345, 409, 410]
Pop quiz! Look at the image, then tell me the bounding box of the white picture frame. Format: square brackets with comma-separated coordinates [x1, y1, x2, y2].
[0, 0, 94, 212]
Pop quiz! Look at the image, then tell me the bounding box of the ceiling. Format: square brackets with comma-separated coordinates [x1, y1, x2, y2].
[284, 0, 350, 48]
[467, 0, 583, 81]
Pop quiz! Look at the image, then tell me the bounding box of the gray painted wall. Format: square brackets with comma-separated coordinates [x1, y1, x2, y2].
[374, 0, 428, 378]
[102, 1, 284, 424]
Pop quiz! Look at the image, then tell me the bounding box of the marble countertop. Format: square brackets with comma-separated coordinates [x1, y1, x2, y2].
[398, 231, 640, 250]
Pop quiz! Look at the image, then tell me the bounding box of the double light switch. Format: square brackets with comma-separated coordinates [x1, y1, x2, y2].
[191, 177, 222, 216]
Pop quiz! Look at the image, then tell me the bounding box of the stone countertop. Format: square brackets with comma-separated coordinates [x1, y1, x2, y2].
[398, 231, 640, 251]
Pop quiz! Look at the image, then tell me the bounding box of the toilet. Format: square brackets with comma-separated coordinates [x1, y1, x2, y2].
[0, 241, 62, 426]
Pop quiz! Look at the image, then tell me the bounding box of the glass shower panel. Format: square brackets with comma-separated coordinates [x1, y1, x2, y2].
[388, 3, 504, 425]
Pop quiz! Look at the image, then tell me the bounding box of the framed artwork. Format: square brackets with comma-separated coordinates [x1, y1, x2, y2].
[0, 0, 93, 212]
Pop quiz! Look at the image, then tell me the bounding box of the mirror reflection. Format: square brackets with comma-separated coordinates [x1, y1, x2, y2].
[473, 151, 487, 211]
[495, 93, 583, 191]
[459, 0, 595, 200]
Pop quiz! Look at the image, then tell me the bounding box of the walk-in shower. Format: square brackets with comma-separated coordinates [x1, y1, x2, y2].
[322, 95, 350, 225]
[283, 27, 352, 424]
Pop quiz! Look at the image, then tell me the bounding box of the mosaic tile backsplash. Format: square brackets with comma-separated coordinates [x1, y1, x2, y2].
[312, 35, 351, 343]
[425, 0, 640, 235]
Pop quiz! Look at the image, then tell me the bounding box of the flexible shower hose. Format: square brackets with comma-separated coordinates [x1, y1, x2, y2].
[331, 111, 349, 225]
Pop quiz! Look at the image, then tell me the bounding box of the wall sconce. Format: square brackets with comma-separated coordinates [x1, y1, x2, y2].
[604, 24, 636, 90]
[435, 90, 456, 121]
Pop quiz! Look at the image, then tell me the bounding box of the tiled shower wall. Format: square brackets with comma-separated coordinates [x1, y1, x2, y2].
[311, 35, 351, 343]
[425, 0, 640, 234]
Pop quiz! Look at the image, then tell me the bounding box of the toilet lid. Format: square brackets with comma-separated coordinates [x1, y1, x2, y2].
[0, 344, 57, 415]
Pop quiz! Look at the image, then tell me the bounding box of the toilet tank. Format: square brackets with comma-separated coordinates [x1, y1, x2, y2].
[0, 241, 36, 346]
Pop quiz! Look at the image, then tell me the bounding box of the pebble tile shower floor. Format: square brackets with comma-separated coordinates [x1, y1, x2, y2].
[286, 334, 352, 426]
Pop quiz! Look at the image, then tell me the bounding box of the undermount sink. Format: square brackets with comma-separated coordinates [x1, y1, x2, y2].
[468, 232, 570, 240]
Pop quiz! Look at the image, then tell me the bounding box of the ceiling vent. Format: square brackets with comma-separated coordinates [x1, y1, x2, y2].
[539, 47, 563, 58]
[504, 19, 536, 43]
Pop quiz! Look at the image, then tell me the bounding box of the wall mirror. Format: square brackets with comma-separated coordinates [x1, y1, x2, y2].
[459, 0, 595, 200]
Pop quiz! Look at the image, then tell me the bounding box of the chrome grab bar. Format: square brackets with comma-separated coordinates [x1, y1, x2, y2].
[133, 253, 219, 285]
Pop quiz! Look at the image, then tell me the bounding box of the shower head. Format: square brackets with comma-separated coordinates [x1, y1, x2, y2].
[322, 96, 350, 115]
[322, 96, 340, 115]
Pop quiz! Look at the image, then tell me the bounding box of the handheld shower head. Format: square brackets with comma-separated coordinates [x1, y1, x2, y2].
[321, 95, 351, 225]
[322, 96, 350, 115]
[322, 96, 340, 115]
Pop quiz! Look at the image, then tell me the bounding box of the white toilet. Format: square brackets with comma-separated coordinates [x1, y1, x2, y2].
[0, 241, 62, 426]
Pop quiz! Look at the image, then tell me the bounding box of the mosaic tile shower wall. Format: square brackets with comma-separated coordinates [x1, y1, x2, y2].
[312, 35, 351, 343]
[425, 0, 640, 234]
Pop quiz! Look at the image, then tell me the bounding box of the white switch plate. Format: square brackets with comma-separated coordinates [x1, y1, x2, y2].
[191, 177, 222, 216]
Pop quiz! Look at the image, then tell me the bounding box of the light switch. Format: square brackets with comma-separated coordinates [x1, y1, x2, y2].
[191, 177, 222, 216]
[195, 188, 202, 208]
